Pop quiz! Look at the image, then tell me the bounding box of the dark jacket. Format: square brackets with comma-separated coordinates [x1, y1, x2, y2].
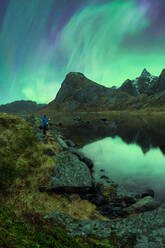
[42, 116, 47, 126]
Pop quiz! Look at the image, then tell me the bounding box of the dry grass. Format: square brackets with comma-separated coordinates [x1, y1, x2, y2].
[0, 113, 107, 222]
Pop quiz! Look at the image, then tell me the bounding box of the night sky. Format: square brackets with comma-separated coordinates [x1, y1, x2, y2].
[0, 0, 165, 104]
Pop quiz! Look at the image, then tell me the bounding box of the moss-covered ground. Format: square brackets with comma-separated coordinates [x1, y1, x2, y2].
[0, 204, 83, 248]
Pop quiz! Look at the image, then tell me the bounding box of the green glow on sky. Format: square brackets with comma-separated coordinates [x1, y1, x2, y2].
[59, 0, 163, 87]
[1, 0, 165, 103]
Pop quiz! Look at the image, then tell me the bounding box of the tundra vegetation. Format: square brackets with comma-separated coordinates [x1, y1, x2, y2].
[0, 113, 120, 248]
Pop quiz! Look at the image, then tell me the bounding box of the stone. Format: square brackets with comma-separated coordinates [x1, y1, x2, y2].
[87, 194, 109, 207]
[45, 204, 165, 247]
[81, 157, 93, 170]
[50, 151, 92, 193]
[69, 147, 93, 170]
[124, 196, 160, 213]
[121, 196, 137, 206]
[56, 136, 68, 149]
[100, 175, 109, 180]
[69, 147, 85, 160]
[141, 189, 154, 199]
[66, 139, 75, 147]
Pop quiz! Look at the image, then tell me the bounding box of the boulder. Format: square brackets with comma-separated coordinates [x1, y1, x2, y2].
[124, 196, 160, 213]
[50, 151, 92, 193]
[141, 189, 154, 198]
[66, 139, 75, 147]
[69, 147, 94, 170]
[56, 136, 68, 149]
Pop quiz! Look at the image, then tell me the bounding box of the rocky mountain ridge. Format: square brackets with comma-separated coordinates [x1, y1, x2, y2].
[42, 68, 165, 113]
[43, 72, 129, 112]
[119, 68, 161, 96]
[2, 69, 165, 115]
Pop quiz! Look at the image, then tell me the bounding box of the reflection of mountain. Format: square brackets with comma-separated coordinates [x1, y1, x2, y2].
[0, 100, 46, 114]
[60, 120, 165, 155]
[38, 68, 165, 113]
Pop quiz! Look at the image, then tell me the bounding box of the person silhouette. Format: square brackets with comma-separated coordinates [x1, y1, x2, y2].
[42, 114, 47, 135]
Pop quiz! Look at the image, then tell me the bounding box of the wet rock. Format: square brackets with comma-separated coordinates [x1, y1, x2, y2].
[120, 196, 137, 207]
[114, 184, 140, 200]
[69, 147, 85, 160]
[141, 189, 154, 198]
[124, 196, 160, 213]
[100, 175, 109, 180]
[81, 157, 93, 170]
[50, 151, 92, 193]
[66, 139, 75, 147]
[56, 136, 68, 149]
[85, 194, 109, 207]
[96, 199, 129, 218]
[69, 147, 93, 170]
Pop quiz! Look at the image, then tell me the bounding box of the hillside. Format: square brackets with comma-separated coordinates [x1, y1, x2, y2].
[2, 112, 165, 247]
[0, 100, 46, 114]
[37, 69, 165, 115]
[0, 112, 110, 248]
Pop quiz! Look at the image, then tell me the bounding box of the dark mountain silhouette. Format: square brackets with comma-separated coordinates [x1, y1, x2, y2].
[38, 69, 165, 113]
[0, 100, 46, 114]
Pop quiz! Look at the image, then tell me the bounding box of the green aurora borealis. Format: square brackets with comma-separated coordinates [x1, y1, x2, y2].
[0, 0, 165, 104]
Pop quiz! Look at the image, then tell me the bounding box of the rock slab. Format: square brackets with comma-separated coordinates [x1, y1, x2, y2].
[50, 151, 92, 193]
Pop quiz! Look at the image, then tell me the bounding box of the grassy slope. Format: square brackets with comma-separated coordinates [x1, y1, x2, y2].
[0, 113, 119, 248]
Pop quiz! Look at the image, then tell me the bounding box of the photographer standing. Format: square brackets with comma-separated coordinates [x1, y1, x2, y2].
[42, 114, 48, 135]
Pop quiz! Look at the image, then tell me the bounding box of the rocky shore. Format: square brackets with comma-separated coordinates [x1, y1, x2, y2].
[33, 116, 165, 248]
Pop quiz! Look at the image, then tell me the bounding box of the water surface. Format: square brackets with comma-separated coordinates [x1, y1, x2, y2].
[80, 136, 165, 201]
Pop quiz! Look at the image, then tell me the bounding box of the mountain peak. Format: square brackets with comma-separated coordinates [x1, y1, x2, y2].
[65, 72, 86, 80]
[140, 69, 151, 78]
